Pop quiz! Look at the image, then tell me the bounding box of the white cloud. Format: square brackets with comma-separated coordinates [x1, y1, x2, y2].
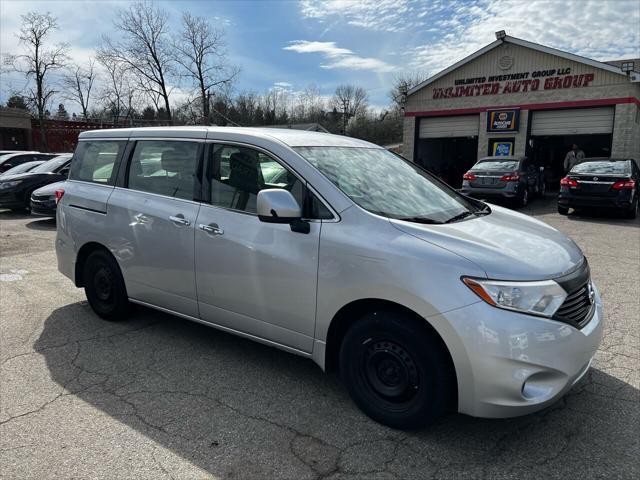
[405, 0, 640, 75]
[284, 40, 395, 73]
[299, 0, 445, 33]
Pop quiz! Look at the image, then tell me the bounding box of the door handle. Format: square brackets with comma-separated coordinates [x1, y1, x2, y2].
[199, 223, 224, 235]
[169, 215, 191, 226]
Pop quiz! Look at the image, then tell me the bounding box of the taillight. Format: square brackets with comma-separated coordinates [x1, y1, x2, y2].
[54, 188, 65, 204]
[500, 173, 520, 182]
[463, 172, 477, 181]
[560, 177, 578, 187]
[612, 179, 636, 190]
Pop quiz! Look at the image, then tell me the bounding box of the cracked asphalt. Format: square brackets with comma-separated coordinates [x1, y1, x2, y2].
[1, 197, 638, 479]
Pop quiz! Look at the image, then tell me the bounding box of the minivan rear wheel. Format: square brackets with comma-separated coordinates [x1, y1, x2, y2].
[83, 250, 130, 321]
[339, 311, 454, 430]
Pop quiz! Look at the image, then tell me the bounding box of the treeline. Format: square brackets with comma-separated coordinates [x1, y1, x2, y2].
[3, 2, 425, 149]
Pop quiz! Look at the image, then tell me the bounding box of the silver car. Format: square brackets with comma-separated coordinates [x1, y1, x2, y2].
[56, 127, 603, 429]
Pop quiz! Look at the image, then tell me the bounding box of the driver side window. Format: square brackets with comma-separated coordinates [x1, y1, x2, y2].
[209, 144, 304, 214]
[208, 144, 333, 219]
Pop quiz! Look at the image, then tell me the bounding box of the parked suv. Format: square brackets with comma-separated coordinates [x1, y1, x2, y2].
[56, 127, 603, 429]
[461, 156, 545, 207]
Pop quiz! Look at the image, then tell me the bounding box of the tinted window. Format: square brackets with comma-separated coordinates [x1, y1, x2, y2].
[0, 161, 44, 175]
[209, 144, 304, 214]
[69, 141, 125, 184]
[571, 161, 629, 175]
[472, 160, 519, 171]
[127, 140, 200, 200]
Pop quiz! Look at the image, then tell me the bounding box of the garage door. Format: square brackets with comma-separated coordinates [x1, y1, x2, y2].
[531, 107, 614, 136]
[419, 115, 479, 138]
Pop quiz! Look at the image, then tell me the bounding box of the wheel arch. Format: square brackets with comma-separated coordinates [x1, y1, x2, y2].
[74, 241, 113, 287]
[323, 298, 458, 407]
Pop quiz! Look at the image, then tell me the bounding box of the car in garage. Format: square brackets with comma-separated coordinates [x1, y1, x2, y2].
[558, 158, 639, 218]
[56, 127, 603, 430]
[460, 156, 545, 207]
[0, 153, 72, 211]
[0, 151, 58, 174]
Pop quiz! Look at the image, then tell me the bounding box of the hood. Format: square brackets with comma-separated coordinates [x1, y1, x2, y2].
[390, 204, 584, 281]
[0, 172, 35, 182]
[34, 180, 66, 196]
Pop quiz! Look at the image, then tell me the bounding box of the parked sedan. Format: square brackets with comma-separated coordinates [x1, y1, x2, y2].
[0, 152, 58, 173]
[0, 153, 72, 211]
[460, 156, 544, 207]
[558, 158, 639, 218]
[0, 160, 46, 178]
[30, 180, 65, 217]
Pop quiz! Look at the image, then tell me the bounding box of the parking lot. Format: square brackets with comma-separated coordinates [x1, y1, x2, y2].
[0, 197, 638, 480]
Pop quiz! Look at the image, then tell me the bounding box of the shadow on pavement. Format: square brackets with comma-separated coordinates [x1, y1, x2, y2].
[34, 301, 639, 478]
[25, 217, 57, 230]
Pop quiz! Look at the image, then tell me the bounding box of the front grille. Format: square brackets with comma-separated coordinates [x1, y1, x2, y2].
[554, 281, 594, 329]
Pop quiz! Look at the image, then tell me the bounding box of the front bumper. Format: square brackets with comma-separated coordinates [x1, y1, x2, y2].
[0, 190, 24, 208]
[436, 286, 603, 418]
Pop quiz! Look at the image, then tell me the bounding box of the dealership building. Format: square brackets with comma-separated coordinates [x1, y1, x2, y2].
[403, 33, 640, 187]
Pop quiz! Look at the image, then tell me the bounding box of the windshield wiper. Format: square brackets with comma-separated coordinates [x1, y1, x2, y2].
[444, 211, 475, 223]
[397, 216, 443, 224]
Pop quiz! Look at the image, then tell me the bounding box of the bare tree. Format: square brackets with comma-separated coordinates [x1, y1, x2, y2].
[7, 12, 68, 150]
[100, 1, 174, 122]
[96, 53, 139, 125]
[331, 84, 368, 133]
[62, 60, 96, 120]
[388, 71, 428, 111]
[174, 12, 238, 124]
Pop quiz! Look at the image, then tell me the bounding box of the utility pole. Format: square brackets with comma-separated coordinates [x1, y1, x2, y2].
[341, 98, 350, 135]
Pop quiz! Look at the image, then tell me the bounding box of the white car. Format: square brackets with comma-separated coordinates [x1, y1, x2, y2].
[55, 127, 603, 429]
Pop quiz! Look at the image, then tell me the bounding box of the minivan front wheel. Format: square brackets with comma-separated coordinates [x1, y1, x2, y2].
[339, 311, 454, 430]
[83, 250, 130, 321]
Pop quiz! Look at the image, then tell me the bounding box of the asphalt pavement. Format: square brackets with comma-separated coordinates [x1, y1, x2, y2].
[1, 197, 638, 479]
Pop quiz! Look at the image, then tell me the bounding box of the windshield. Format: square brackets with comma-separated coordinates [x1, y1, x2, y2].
[32, 155, 71, 173]
[472, 160, 519, 171]
[571, 161, 629, 175]
[295, 146, 482, 223]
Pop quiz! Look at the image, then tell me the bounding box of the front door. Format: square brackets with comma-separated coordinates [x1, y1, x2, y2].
[107, 139, 202, 317]
[194, 143, 321, 353]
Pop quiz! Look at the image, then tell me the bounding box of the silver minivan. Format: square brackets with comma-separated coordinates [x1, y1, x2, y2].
[56, 127, 603, 429]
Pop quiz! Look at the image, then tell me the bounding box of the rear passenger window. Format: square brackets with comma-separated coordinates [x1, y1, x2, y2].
[127, 140, 200, 201]
[69, 141, 126, 185]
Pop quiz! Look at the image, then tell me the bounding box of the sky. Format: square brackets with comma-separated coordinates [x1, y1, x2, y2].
[0, 0, 639, 114]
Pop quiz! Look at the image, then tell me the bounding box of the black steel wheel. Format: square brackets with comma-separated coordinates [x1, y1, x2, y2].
[83, 250, 130, 321]
[339, 310, 455, 430]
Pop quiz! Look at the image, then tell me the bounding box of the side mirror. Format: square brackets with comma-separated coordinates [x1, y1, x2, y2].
[257, 189, 309, 233]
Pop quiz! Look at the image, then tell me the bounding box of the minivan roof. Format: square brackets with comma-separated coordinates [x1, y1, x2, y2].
[78, 126, 380, 148]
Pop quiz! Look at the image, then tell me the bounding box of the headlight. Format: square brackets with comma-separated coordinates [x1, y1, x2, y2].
[462, 277, 567, 317]
[0, 180, 21, 189]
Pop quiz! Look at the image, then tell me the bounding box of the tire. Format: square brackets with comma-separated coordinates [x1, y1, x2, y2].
[557, 205, 569, 215]
[339, 310, 455, 430]
[83, 250, 130, 321]
[625, 199, 638, 219]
